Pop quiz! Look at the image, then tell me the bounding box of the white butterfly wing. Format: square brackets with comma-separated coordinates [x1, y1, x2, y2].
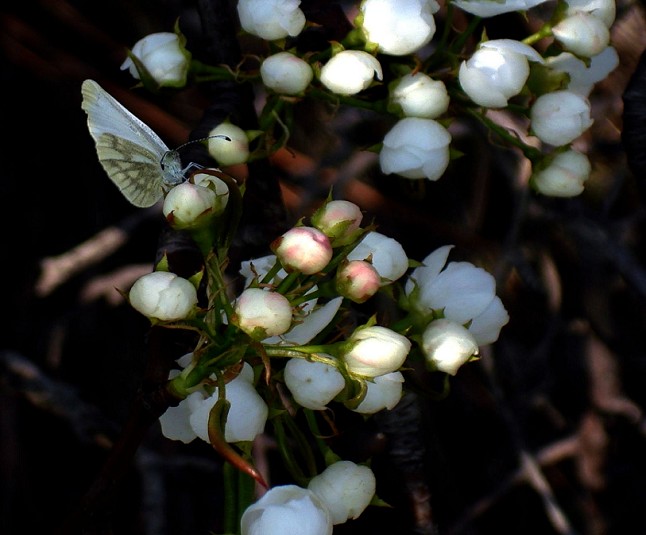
[81, 79, 169, 207]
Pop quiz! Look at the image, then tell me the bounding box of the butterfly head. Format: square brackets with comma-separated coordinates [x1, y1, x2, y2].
[160, 150, 186, 186]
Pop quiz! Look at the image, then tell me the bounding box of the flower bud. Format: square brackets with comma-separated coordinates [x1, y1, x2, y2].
[530, 90, 593, 146]
[237, 0, 306, 40]
[189, 363, 268, 443]
[532, 150, 591, 197]
[308, 461, 376, 524]
[342, 325, 411, 377]
[129, 271, 198, 321]
[310, 200, 363, 244]
[389, 73, 450, 118]
[271, 226, 333, 275]
[320, 50, 383, 96]
[379, 117, 451, 180]
[162, 179, 226, 230]
[207, 123, 250, 166]
[552, 12, 610, 58]
[260, 52, 313, 95]
[422, 318, 479, 375]
[564, 0, 615, 27]
[233, 288, 293, 339]
[241, 485, 332, 535]
[459, 39, 544, 108]
[120, 32, 190, 87]
[352, 371, 404, 414]
[336, 260, 381, 303]
[284, 358, 345, 410]
[359, 0, 439, 56]
[347, 231, 409, 285]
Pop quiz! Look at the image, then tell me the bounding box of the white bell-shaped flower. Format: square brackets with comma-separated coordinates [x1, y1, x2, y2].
[352, 371, 404, 414]
[308, 461, 376, 524]
[532, 150, 591, 197]
[342, 326, 411, 378]
[406, 245, 509, 345]
[237, 0, 306, 40]
[284, 358, 345, 410]
[552, 12, 610, 58]
[121, 32, 190, 87]
[379, 117, 451, 180]
[128, 271, 198, 321]
[260, 52, 313, 95]
[360, 0, 439, 56]
[530, 90, 593, 146]
[241, 485, 332, 535]
[320, 50, 383, 96]
[459, 39, 544, 108]
[390, 72, 450, 118]
[422, 319, 479, 375]
[189, 363, 268, 443]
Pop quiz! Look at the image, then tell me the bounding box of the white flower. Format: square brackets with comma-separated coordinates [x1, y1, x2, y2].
[237, 0, 306, 40]
[452, 0, 550, 17]
[336, 260, 381, 303]
[552, 12, 610, 58]
[390, 73, 450, 118]
[530, 90, 593, 146]
[159, 363, 268, 444]
[233, 288, 293, 339]
[360, 0, 439, 56]
[564, 0, 615, 27]
[406, 245, 509, 345]
[308, 461, 376, 524]
[129, 271, 198, 321]
[320, 50, 383, 96]
[532, 149, 591, 197]
[207, 123, 250, 166]
[353, 371, 404, 414]
[120, 32, 190, 87]
[159, 391, 200, 443]
[422, 319, 479, 375]
[346, 231, 409, 285]
[379, 117, 451, 180]
[342, 326, 411, 377]
[459, 39, 544, 108]
[163, 177, 227, 230]
[260, 52, 313, 95]
[189, 363, 268, 443]
[284, 358, 345, 410]
[546, 47, 619, 96]
[241, 485, 332, 535]
[271, 226, 333, 275]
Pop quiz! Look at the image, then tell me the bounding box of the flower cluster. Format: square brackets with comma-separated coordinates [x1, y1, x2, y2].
[82, 0, 620, 530]
[121, 190, 508, 532]
[120, 0, 618, 198]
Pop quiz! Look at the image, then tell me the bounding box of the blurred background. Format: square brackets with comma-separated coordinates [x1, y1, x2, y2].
[2, 0, 646, 533]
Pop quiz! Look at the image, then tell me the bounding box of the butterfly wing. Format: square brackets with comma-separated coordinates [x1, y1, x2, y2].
[81, 79, 169, 207]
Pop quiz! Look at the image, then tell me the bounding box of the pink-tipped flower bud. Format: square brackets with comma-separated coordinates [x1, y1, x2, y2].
[271, 227, 333, 275]
[335, 260, 381, 303]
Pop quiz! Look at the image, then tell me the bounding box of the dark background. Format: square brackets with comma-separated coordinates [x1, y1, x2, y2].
[2, 0, 646, 534]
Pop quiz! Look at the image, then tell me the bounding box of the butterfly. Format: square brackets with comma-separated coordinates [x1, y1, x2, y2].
[81, 79, 187, 207]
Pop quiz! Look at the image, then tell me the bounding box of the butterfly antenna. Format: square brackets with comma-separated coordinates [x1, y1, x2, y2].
[173, 134, 232, 153]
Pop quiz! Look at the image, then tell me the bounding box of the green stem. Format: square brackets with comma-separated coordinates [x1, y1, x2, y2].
[522, 24, 554, 46]
[466, 108, 542, 161]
